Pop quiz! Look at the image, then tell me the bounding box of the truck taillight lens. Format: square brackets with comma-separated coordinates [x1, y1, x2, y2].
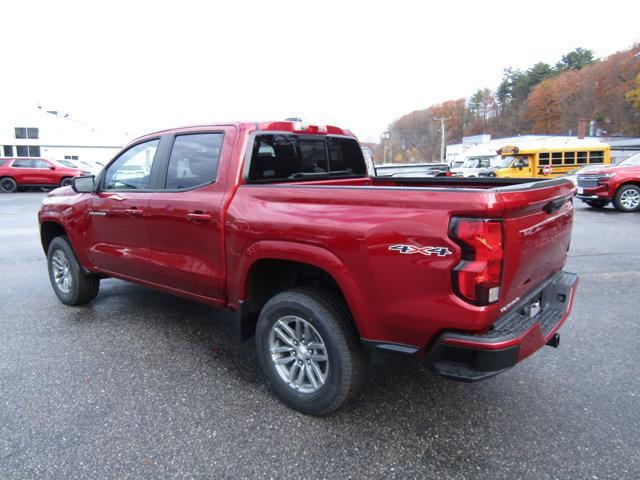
[449, 218, 503, 305]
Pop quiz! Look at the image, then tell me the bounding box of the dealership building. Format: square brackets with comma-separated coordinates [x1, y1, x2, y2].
[0, 106, 125, 165]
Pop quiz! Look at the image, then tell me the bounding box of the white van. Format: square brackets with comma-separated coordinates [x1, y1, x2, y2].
[450, 156, 495, 177]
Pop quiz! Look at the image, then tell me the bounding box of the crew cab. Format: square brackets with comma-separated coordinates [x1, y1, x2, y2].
[38, 121, 578, 415]
[576, 153, 640, 212]
[0, 157, 87, 193]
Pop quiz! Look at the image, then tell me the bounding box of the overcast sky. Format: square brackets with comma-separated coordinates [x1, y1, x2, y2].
[2, 0, 638, 143]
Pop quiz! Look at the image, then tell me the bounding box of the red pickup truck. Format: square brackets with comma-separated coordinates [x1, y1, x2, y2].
[576, 153, 640, 211]
[39, 121, 578, 415]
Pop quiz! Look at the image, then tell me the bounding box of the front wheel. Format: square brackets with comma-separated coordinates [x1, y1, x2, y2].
[60, 177, 74, 188]
[255, 286, 364, 415]
[0, 177, 17, 193]
[47, 236, 100, 305]
[613, 185, 640, 212]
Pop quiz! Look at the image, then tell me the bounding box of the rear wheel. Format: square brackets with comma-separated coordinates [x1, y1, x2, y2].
[47, 236, 100, 305]
[0, 177, 17, 193]
[613, 185, 640, 212]
[255, 286, 364, 415]
[60, 177, 74, 188]
[585, 200, 607, 209]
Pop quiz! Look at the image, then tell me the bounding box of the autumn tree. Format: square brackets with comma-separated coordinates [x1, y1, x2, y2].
[524, 78, 563, 133]
[522, 44, 640, 136]
[388, 99, 465, 162]
[626, 73, 640, 110]
[383, 43, 640, 161]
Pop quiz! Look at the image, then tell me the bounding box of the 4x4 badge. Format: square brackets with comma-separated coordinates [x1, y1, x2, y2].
[388, 244, 452, 257]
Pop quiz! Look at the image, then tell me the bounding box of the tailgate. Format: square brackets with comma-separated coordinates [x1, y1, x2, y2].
[497, 179, 575, 309]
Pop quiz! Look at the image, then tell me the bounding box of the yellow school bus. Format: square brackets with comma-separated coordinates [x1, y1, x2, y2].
[494, 141, 611, 178]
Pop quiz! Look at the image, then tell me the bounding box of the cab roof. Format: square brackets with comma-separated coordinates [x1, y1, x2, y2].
[132, 121, 355, 144]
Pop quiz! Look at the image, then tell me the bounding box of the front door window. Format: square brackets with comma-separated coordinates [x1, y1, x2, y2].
[104, 140, 158, 190]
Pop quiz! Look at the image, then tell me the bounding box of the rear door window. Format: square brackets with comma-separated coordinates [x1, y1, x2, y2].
[164, 133, 224, 189]
[248, 134, 366, 182]
[12, 159, 35, 168]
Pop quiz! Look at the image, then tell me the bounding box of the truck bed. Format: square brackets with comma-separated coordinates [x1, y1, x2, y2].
[226, 175, 575, 350]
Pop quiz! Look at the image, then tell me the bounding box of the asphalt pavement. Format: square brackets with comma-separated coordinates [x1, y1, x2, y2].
[1, 192, 639, 479]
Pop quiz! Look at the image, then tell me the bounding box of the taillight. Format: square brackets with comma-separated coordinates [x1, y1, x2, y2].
[445, 170, 452, 177]
[449, 218, 503, 305]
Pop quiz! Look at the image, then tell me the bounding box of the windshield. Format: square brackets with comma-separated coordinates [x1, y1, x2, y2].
[461, 159, 478, 168]
[492, 157, 513, 168]
[619, 153, 640, 167]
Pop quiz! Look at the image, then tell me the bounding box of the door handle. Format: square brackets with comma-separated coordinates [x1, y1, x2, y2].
[126, 207, 143, 218]
[187, 212, 212, 223]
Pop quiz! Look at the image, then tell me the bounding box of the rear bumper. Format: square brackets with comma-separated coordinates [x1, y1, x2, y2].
[424, 270, 578, 382]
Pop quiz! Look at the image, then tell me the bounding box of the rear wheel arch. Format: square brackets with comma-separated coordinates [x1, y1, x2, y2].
[239, 257, 363, 342]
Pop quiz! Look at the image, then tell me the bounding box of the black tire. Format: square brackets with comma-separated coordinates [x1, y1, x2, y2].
[0, 177, 17, 193]
[585, 200, 607, 209]
[255, 286, 364, 415]
[47, 236, 100, 305]
[613, 185, 640, 212]
[60, 177, 74, 188]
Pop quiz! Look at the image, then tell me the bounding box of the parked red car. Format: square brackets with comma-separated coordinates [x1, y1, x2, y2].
[0, 157, 87, 193]
[38, 121, 578, 414]
[576, 153, 640, 211]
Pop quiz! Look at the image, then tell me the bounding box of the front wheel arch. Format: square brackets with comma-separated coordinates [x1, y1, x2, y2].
[40, 221, 68, 255]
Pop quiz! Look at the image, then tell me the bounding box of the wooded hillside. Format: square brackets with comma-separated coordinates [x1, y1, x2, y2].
[381, 44, 640, 163]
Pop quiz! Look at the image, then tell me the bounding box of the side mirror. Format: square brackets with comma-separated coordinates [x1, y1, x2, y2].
[72, 175, 96, 193]
[49, 165, 56, 170]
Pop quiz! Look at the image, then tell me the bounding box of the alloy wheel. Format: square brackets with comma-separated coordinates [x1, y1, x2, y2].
[1, 178, 16, 192]
[269, 315, 329, 393]
[620, 189, 640, 210]
[51, 250, 72, 294]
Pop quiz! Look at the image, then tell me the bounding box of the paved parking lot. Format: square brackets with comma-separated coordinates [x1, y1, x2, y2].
[1, 192, 639, 479]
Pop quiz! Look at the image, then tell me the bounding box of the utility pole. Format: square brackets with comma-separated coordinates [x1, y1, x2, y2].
[382, 130, 391, 164]
[434, 117, 450, 162]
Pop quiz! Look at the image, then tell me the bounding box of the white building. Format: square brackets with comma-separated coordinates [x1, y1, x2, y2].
[1, 106, 125, 166]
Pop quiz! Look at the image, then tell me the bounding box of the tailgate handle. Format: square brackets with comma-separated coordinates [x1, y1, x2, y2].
[543, 198, 567, 214]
